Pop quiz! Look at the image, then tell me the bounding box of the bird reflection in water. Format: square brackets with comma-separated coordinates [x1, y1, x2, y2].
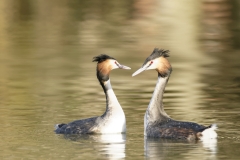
[64, 134, 126, 159]
[144, 137, 217, 159]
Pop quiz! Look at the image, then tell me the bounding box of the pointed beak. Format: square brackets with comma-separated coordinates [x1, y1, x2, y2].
[119, 64, 131, 70]
[132, 66, 147, 77]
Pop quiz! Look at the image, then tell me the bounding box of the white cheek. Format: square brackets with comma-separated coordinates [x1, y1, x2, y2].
[109, 60, 119, 70]
[146, 62, 158, 70]
[112, 65, 118, 70]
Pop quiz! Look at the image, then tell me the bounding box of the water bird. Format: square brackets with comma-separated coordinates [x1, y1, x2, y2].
[132, 48, 217, 140]
[55, 54, 130, 134]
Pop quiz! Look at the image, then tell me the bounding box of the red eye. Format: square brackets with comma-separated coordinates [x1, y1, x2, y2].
[115, 61, 120, 67]
[150, 61, 153, 64]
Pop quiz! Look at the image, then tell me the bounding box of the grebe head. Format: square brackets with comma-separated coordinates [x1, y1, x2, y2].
[132, 48, 171, 77]
[93, 54, 131, 82]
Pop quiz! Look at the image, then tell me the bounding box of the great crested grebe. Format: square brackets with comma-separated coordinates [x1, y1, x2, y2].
[55, 54, 130, 134]
[132, 48, 217, 140]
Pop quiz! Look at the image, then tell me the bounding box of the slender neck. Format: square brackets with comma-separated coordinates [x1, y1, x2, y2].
[99, 79, 123, 118]
[146, 72, 171, 123]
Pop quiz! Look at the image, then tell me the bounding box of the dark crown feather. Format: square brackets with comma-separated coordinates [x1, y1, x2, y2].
[92, 54, 115, 63]
[143, 48, 170, 66]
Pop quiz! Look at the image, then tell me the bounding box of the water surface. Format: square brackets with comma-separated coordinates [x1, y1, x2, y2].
[0, 0, 240, 159]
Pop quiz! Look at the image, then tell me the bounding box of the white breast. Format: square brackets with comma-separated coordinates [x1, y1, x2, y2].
[100, 113, 126, 134]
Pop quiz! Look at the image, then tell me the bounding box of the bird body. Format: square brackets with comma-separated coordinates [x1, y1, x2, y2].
[133, 48, 217, 140]
[55, 54, 130, 134]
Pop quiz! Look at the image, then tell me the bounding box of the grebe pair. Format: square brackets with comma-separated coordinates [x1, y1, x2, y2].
[55, 49, 217, 140]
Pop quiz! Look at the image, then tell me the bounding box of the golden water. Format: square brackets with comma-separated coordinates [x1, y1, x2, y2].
[0, 0, 240, 159]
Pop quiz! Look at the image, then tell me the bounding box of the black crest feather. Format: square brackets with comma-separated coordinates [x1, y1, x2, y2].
[143, 48, 170, 66]
[92, 54, 115, 63]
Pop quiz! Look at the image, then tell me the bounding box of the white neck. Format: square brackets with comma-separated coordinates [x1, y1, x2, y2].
[144, 75, 170, 135]
[104, 80, 122, 112]
[100, 79, 126, 133]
